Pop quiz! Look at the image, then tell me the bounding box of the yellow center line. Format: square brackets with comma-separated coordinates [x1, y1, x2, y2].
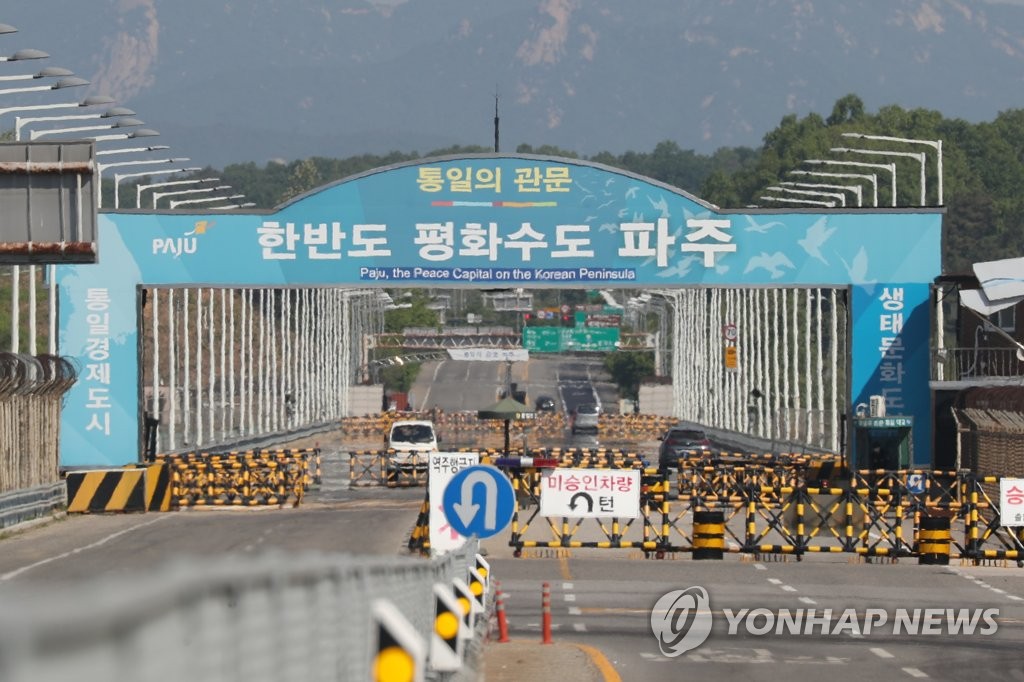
[559, 554, 573, 581]
[576, 643, 622, 682]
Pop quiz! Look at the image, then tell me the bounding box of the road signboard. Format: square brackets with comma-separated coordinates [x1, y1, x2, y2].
[447, 348, 529, 362]
[539, 468, 640, 519]
[1000, 478, 1024, 527]
[429, 452, 481, 555]
[723, 323, 738, 341]
[441, 465, 515, 539]
[724, 345, 738, 370]
[906, 473, 926, 495]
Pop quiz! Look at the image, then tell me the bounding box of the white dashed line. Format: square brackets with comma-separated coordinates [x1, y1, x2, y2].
[564, 593, 576, 602]
[870, 647, 895, 659]
[754, 563, 767, 571]
[767, 578, 783, 585]
[573, 622, 587, 632]
[781, 585, 797, 592]
[902, 667, 929, 678]
[563, 582, 574, 590]
[799, 596, 817, 605]
[568, 606, 582, 616]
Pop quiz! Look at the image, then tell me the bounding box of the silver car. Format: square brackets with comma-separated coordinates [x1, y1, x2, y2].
[570, 403, 600, 434]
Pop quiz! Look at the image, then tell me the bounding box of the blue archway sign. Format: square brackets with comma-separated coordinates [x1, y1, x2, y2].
[441, 465, 515, 539]
[57, 154, 942, 467]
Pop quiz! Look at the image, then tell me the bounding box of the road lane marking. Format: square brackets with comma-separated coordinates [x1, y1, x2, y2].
[577, 643, 622, 681]
[563, 581, 574, 590]
[902, 667, 929, 678]
[768, 578, 783, 585]
[568, 606, 582, 616]
[574, 622, 587, 632]
[799, 597, 817, 605]
[754, 563, 767, 570]
[871, 648, 895, 659]
[1, 515, 170, 581]
[560, 556, 573, 581]
[781, 585, 797, 592]
[565, 593, 576, 602]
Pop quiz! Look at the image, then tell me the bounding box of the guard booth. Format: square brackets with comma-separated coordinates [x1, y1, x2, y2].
[852, 416, 914, 470]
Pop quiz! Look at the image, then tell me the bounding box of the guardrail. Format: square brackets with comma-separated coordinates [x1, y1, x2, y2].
[0, 541, 491, 682]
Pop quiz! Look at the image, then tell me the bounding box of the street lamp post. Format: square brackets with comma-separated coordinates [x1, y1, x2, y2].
[97, 157, 189, 207]
[139, 178, 221, 209]
[170, 194, 245, 209]
[0, 75, 87, 97]
[0, 95, 116, 128]
[789, 170, 878, 207]
[96, 144, 169, 157]
[765, 185, 848, 207]
[758, 195, 836, 208]
[15, 107, 135, 140]
[0, 48, 49, 63]
[0, 66, 72, 82]
[112, 166, 202, 209]
[778, 181, 862, 207]
[152, 185, 232, 209]
[28, 116, 145, 141]
[830, 147, 926, 206]
[841, 133, 943, 205]
[803, 159, 897, 207]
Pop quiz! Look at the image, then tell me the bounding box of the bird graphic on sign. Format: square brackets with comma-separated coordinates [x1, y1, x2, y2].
[743, 215, 784, 233]
[744, 252, 795, 279]
[797, 217, 836, 264]
[185, 220, 215, 236]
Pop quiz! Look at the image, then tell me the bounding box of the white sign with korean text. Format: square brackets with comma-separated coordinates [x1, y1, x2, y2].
[429, 452, 481, 555]
[540, 468, 640, 519]
[1000, 478, 1024, 527]
[447, 348, 529, 362]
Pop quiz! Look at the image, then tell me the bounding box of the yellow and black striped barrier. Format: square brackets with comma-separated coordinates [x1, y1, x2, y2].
[66, 469, 147, 513]
[918, 515, 952, 565]
[693, 510, 725, 560]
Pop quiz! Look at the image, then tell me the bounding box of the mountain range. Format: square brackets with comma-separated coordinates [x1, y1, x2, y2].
[2, 1, 1024, 169]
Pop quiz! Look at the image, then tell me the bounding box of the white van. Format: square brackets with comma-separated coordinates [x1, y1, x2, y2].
[386, 419, 439, 470]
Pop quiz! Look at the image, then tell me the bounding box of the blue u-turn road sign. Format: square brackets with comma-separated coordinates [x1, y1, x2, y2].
[441, 465, 515, 539]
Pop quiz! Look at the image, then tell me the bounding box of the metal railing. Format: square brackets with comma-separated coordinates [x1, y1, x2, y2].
[933, 347, 1024, 382]
[0, 541, 487, 682]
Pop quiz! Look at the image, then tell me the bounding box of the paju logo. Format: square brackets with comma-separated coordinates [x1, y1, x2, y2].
[152, 220, 215, 258]
[650, 586, 713, 657]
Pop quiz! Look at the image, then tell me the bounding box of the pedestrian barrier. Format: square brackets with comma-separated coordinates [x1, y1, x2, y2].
[487, 457, 1024, 565]
[159, 448, 320, 507]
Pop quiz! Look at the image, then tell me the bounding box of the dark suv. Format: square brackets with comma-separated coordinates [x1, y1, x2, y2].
[535, 395, 557, 412]
[658, 427, 711, 470]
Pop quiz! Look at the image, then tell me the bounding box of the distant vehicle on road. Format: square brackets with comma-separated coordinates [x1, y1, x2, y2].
[658, 426, 711, 470]
[535, 395, 557, 412]
[570, 403, 601, 434]
[385, 419, 439, 471]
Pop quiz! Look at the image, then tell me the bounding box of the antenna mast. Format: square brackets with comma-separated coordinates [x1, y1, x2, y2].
[494, 88, 500, 153]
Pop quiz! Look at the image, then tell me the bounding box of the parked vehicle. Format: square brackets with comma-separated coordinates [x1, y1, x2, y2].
[658, 427, 711, 470]
[535, 395, 557, 412]
[570, 403, 601, 434]
[385, 419, 439, 471]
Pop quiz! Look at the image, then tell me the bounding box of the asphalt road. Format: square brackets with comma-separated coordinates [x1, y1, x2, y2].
[2, 446, 1024, 681]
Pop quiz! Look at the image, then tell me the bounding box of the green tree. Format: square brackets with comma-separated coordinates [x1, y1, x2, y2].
[603, 351, 655, 400]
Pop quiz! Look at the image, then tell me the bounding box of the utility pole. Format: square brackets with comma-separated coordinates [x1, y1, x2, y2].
[493, 88, 500, 153]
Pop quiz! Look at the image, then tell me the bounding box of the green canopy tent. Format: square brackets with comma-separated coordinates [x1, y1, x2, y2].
[477, 397, 536, 456]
